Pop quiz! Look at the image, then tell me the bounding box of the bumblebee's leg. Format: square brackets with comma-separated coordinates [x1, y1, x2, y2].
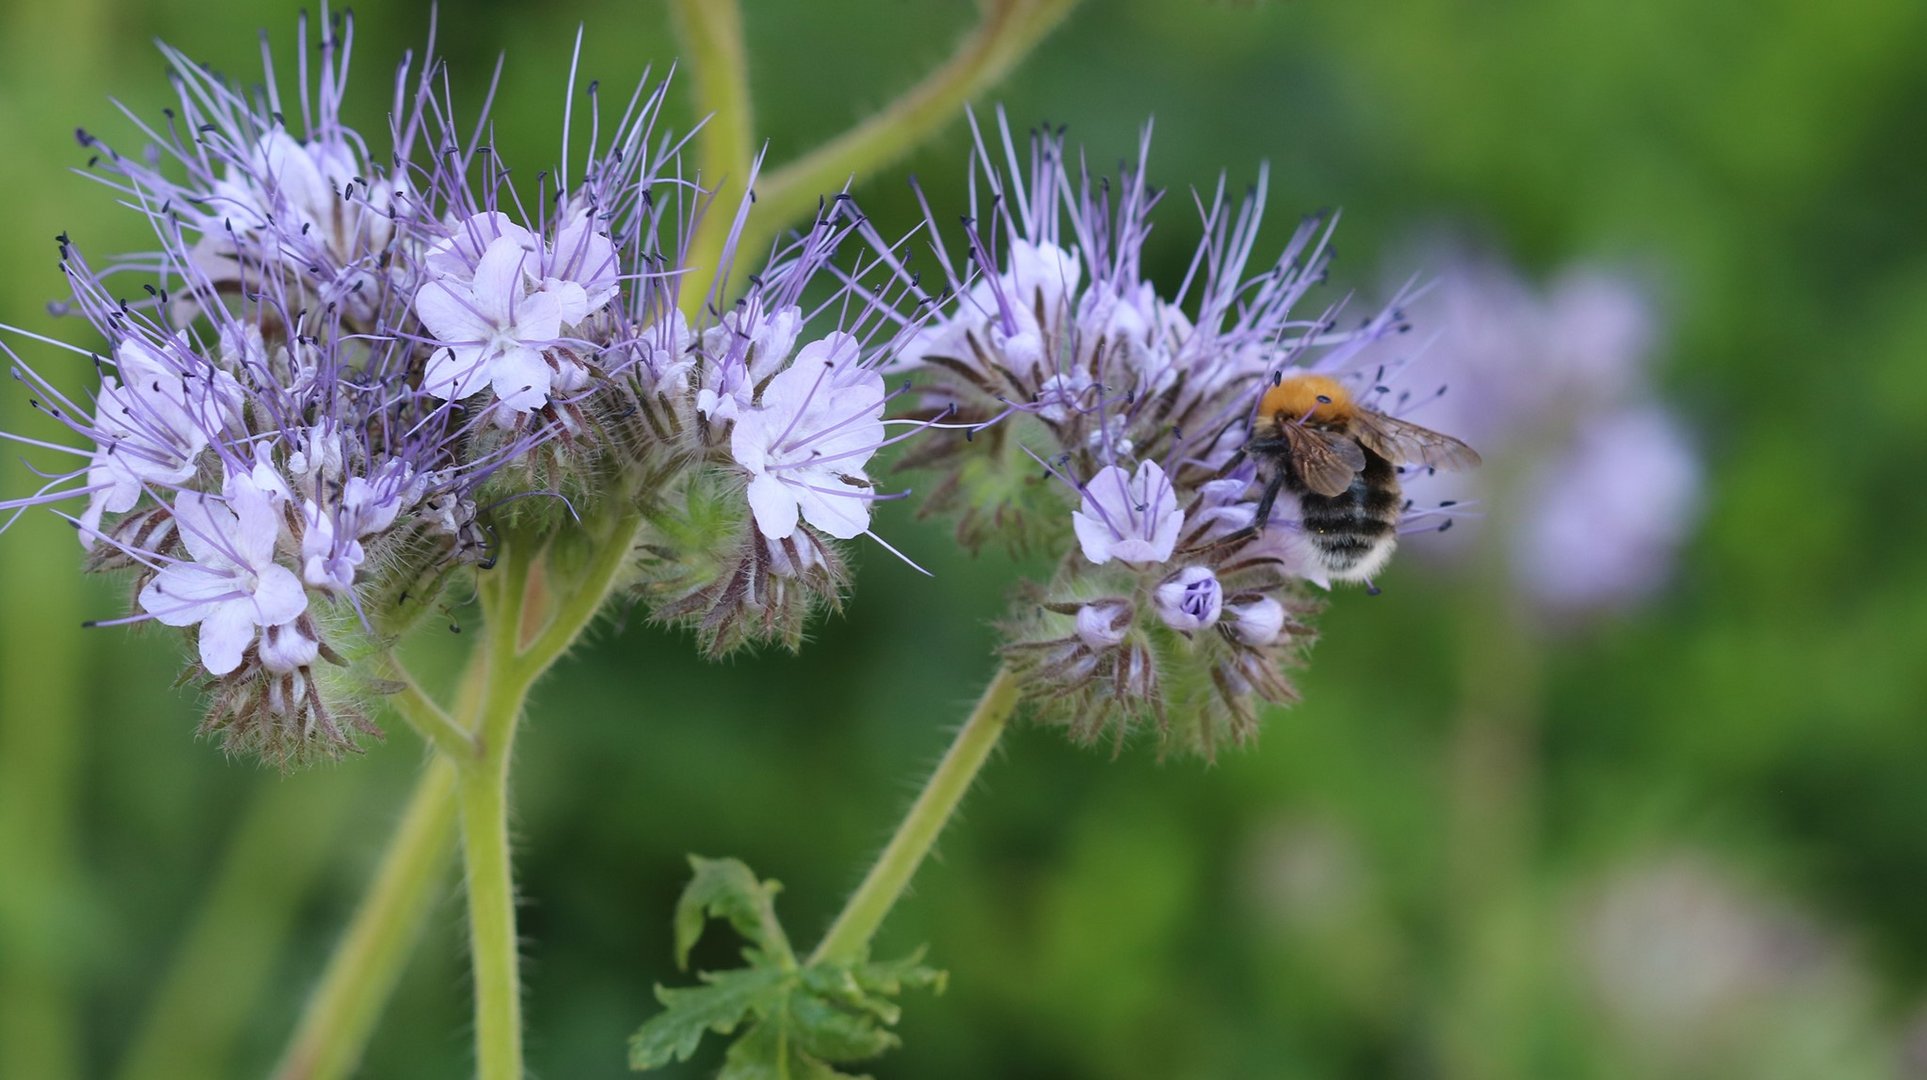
[1250, 469, 1288, 535]
[1208, 448, 1248, 480]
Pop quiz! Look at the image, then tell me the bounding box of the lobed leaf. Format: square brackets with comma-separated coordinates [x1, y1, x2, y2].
[629, 966, 788, 1070]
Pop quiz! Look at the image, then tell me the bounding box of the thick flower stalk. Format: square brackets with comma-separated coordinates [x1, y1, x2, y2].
[889, 114, 1474, 756]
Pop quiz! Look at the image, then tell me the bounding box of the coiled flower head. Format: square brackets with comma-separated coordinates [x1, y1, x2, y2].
[892, 114, 1466, 757]
[2, 11, 938, 762]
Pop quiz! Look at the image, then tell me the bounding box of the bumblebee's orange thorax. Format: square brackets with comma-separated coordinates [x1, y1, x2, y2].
[1260, 374, 1356, 428]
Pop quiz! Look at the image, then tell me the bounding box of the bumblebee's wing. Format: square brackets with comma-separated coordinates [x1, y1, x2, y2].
[1351, 412, 1483, 471]
[1281, 423, 1367, 496]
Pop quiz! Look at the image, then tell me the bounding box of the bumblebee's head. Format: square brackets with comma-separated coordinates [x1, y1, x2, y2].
[1260, 373, 1355, 427]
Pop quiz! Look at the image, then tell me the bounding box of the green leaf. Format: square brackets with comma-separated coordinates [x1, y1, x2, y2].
[788, 989, 901, 1062]
[628, 966, 788, 1070]
[850, 947, 948, 999]
[675, 856, 794, 970]
[635, 860, 942, 1075]
[719, 1019, 866, 1080]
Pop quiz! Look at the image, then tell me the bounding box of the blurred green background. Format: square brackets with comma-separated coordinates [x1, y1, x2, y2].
[4, 0, 1926, 1077]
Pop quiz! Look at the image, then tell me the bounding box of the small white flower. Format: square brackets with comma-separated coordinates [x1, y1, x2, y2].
[204, 131, 402, 256]
[895, 239, 1080, 383]
[729, 332, 885, 541]
[1076, 280, 1186, 397]
[1072, 459, 1183, 567]
[1225, 596, 1287, 646]
[138, 472, 308, 676]
[545, 209, 622, 324]
[1153, 566, 1223, 632]
[416, 234, 563, 412]
[78, 340, 241, 547]
[697, 302, 804, 423]
[301, 462, 411, 592]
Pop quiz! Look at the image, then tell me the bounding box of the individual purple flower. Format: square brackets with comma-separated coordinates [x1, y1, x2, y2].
[258, 620, 322, 675]
[1153, 566, 1224, 632]
[191, 129, 406, 316]
[76, 338, 242, 545]
[301, 463, 412, 593]
[137, 471, 307, 676]
[416, 232, 567, 413]
[1512, 405, 1699, 613]
[696, 301, 805, 424]
[730, 332, 886, 542]
[1072, 460, 1183, 567]
[1377, 238, 1701, 615]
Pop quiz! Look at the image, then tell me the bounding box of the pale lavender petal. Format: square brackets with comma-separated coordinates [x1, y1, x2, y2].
[745, 473, 800, 540]
[794, 476, 870, 540]
[250, 564, 309, 627]
[423, 346, 491, 401]
[139, 564, 234, 626]
[197, 601, 255, 676]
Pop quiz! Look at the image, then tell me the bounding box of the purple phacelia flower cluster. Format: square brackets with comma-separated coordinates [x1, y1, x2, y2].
[2, 13, 929, 763]
[888, 115, 1467, 757]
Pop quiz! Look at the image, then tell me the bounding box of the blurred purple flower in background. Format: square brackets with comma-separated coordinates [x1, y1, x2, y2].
[1387, 241, 1702, 617]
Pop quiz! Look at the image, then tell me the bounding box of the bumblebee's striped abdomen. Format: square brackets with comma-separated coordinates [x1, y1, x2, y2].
[1292, 448, 1401, 581]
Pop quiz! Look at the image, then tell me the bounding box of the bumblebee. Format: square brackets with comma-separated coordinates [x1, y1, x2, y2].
[1248, 373, 1481, 582]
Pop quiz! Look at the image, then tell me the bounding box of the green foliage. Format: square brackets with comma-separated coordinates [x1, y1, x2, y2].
[631, 857, 944, 1076]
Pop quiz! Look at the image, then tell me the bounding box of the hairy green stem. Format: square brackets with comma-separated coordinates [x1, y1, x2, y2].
[674, 0, 1077, 314]
[455, 510, 643, 1079]
[386, 657, 480, 759]
[668, 0, 753, 313]
[459, 746, 522, 1080]
[271, 757, 460, 1080]
[268, 647, 488, 1080]
[811, 664, 1022, 964]
[745, 0, 1080, 268]
[457, 537, 537, 1080]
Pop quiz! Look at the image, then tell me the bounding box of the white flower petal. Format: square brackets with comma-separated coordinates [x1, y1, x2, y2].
[1072, 508, 1118, 565]
[745, 473, 801, 540]
[794, 477, 870, 540]
[414, 278, 495, 343]
[139, 564, 235, 626]
[423, 347, 491, 401]
[197, 601, 256, 676]
[171, 491, 239, 569]
[251, 564, 309, 628]
[488, 344, 555, 413]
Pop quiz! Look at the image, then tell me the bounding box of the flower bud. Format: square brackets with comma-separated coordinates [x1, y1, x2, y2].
[1075, 600, 1132, 649]
[1225, 596, 1287, 646]
[1153, 567, 1223, 633]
